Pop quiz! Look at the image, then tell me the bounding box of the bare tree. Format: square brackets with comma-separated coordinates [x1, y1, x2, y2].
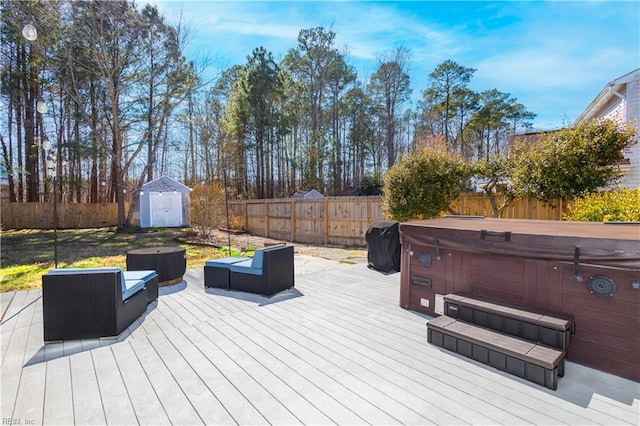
[368, 45, 412, 168]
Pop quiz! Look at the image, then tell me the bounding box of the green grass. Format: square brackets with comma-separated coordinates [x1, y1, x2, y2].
[0, 227, 248, 292]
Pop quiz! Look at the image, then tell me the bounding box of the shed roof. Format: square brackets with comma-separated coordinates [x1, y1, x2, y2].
[141, 176, 191, 193]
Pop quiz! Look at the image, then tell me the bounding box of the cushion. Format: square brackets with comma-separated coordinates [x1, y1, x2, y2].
[229, 259, 262, 275]
[205, 257, 251, 267]
[251, 249, 265, 269]
[123, 270, 157, 282]
[122, 278, 145, 301]
[250, 244, 286, 268]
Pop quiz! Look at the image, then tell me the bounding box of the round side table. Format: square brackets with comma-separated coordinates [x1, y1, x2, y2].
[126, 246, 187, 286]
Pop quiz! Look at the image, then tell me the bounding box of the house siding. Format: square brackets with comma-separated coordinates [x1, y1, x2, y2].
[621, 74, 640, 188]
[627, 73, 640, 124]
[580, 70, 640, 189]
[140, 191, 151, 227]
[602, 97, 625, 123]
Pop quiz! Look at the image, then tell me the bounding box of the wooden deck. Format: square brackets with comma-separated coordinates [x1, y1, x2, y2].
[1, 255, 638, 425]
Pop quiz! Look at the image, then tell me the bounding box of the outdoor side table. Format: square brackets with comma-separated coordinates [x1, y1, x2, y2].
[204, 257, 251, 289]
[127, 246, 187, 286]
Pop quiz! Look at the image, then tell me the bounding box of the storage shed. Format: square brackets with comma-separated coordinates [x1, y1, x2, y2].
[290, 189, 324, 199]
[138, 176, 191, 228]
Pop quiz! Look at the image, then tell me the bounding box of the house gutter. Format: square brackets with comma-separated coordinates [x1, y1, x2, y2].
[608, 85, 625, 100]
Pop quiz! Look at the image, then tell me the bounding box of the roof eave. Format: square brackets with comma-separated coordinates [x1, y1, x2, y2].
[575, 68, 640, 124]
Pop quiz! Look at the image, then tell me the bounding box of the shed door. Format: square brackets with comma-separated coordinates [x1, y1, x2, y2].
[149, 192, 182, 227]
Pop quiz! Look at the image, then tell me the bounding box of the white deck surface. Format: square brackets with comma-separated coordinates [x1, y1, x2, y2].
[1, 255, 638, 425]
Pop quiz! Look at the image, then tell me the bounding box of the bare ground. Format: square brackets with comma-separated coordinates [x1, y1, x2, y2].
[187, 228, 369, 265]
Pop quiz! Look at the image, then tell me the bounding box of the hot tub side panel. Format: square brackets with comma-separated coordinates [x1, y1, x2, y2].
[558, 262, 639, 382]
[400, 244, 467, 315]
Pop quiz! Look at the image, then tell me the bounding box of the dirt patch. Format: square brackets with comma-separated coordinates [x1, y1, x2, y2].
[185, 229, 369, 265]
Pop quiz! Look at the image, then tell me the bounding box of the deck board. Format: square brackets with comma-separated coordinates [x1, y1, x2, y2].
[110, 342, 171, 425]
[42, 355, 74, 425]
[208, 317, 395, 425]
[194, 320, 354, 425]
[179, 323, 328, 425]
[92, 346, 139, 425]
[145, 330, 237, 425]
[130, 336, 206, 425]
[1, 255, 638, 425]
[266, 298, 582, 425]
[69, 350, 107, 425]
[225, 310, 458, 425]
[276, 296, 598, 424]
[164, 325, 269, 425]
[251, 304, 524, 424]
[0, 291, 15, 319]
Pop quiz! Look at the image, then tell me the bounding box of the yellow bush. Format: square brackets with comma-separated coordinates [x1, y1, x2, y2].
[564, 188, 640, 222]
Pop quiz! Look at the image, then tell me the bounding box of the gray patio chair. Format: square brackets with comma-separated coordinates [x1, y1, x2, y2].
[42, 267, 157, 342]
[228, 244, 295, 296]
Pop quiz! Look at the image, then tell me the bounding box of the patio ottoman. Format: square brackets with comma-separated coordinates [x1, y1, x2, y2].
[127, 246, 186, 286]
[205, 257, 250, 289]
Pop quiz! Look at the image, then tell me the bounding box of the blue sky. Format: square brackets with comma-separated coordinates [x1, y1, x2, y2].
[147, 1, 639, 130]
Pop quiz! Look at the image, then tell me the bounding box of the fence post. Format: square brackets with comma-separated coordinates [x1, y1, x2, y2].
[290, 200, 296, 242]
[244, 201, 248, 233]
[323, 198, 329, 245]
[264, 200, 269, 238]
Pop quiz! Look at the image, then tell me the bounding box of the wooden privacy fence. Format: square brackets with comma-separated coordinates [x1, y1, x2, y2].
[1, 203, 123, 229]
[230, 196, 385, 246]
[230, 195, 573, 246]
[2, 195, 572, 243]
[450, 194, 573, 221]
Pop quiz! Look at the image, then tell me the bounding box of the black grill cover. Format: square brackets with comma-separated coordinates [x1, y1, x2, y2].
[366, 221, 401, 273]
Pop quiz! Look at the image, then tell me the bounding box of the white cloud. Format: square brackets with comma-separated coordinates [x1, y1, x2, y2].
[146, 0, 638, 129]
[331, 3, 457, 62]
[472, 45, 636, 127]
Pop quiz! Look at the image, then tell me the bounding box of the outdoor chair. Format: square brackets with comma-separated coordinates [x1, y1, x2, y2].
[204, 256, 251, 289]
[228, 244, 295, 296]
[42, 267, 158, 342]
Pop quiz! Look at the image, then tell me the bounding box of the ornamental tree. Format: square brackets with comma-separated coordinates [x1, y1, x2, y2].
[383, 146, 470, 221]
[511, 119, 637, 203]
[474, 154, 518, 217]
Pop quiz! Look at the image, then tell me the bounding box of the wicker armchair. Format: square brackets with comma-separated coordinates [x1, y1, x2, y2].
[228, 245, 295, 296]
[42, 267, 157, 342]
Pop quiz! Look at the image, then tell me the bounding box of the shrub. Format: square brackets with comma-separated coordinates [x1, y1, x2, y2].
[564, 188, 640, 222]
[383, 147, 470, 221]
[354, 172, 383, 196]
[511, 119, 637, 203]
[228, 212, 246, 231]
[190, 183, 243, 240]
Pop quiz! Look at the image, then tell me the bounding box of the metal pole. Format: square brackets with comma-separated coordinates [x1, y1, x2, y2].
[223, 172, 231, 256]
[53, 176, 58, 268]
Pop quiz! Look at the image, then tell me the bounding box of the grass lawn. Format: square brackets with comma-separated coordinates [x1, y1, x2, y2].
[0, 227, 253, 292]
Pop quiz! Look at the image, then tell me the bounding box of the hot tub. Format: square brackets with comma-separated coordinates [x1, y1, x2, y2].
[399, 217, 640, 382]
